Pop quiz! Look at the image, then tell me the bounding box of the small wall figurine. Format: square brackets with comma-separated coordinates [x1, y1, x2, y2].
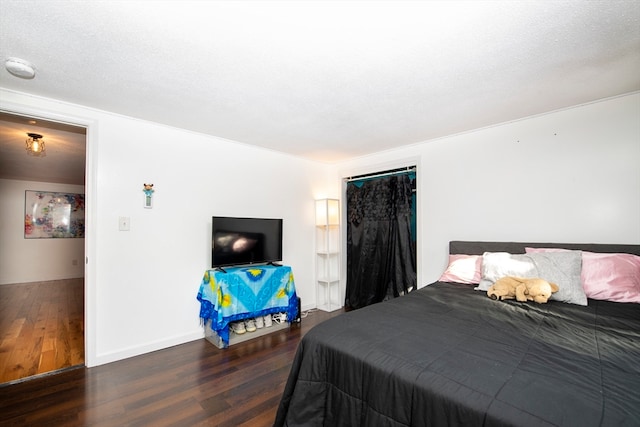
[143, 183, 154, 208]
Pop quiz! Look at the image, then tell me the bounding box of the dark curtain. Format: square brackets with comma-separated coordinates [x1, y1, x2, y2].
[345, 173, 416, 310]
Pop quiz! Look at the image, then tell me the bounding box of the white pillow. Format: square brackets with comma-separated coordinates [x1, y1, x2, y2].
[477, 252, 535, 290]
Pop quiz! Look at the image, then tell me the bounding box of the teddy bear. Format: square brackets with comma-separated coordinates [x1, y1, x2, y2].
[487, 276, 559, 304]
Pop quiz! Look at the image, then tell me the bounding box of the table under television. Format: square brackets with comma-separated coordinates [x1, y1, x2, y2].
[197, 264, 299, 348]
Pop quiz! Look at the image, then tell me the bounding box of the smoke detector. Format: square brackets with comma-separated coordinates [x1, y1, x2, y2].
[5, 57, 36, 79]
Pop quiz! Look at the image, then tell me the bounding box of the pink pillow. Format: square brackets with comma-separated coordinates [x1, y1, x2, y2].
[439, 254, 482, 284]
[525, 248, 640, 303]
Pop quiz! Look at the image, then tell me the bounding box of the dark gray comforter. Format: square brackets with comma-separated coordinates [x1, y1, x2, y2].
[275, 282, 640, 426]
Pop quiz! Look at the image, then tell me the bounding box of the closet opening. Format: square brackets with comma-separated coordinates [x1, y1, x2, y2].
[344, 166, 417, 310]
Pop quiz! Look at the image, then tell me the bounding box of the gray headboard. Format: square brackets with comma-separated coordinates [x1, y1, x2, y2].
[450, 241, 640, 256]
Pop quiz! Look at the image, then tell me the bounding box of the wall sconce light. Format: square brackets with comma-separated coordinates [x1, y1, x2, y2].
[26, 133, 46, 157]
[315, 199, 340, 226]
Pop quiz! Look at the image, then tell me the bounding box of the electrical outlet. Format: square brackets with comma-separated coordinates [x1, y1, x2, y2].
[72, 259, 78, 266]
[119, 216, 130, 231]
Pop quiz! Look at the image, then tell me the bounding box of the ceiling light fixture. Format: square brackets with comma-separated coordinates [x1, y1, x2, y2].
[5, 57, 36, 79]
[26, 133, 46, 157]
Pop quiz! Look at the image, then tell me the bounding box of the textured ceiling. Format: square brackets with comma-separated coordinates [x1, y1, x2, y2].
[1, 0, 639, 171]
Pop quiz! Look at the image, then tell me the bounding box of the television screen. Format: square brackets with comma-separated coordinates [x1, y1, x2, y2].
[212, 216, 283, 268]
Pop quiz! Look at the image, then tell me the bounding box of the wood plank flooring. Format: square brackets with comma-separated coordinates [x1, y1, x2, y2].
[0, 307, 343, 426]
[0, 278, 84, 384]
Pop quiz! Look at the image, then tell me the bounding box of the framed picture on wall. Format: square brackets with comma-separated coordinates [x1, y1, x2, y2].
[24, 190, 85, 239]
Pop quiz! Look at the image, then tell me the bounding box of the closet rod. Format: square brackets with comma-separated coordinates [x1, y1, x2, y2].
[345, 166, 416, 182]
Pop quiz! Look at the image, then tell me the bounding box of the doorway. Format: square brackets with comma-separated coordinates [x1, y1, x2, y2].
[0, 111, 87, 383]
[344, 166, 417, 309]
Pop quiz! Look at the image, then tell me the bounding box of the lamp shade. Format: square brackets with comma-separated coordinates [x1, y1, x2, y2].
[316, 199, 339, 226]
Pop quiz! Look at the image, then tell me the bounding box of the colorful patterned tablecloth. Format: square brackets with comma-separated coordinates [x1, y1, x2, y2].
[197, 265, 298, 347]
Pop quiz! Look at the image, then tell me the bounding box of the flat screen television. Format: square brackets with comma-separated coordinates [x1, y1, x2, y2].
[212, 216, 283, 268]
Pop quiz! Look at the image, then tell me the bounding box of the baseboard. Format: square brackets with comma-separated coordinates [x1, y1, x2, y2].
[302, 303, 316, 312]
[91, 304, 320, 366]
[91, 330, 204, 367]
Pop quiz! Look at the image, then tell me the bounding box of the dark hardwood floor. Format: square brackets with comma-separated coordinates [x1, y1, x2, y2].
[0, 308, 343, 426]
[0, 279, 84, 384]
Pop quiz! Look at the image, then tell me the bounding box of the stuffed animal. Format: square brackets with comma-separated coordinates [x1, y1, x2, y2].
[486, 276, 521, 301]
[487, 276, 559, 304]
[516, 278, 559, 304]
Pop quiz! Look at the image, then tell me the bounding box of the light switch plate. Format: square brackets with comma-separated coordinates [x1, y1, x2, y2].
[119, 216, 130, 231]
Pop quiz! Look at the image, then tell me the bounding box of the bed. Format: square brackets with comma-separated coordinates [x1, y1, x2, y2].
[274, 241, 640, 427]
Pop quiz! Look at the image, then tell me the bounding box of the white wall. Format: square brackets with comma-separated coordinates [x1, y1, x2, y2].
[0, 179, 85, 284]
[1, 88, 331, 367]
[335, 93, 640, 287]
[92, 113, 329, 365]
